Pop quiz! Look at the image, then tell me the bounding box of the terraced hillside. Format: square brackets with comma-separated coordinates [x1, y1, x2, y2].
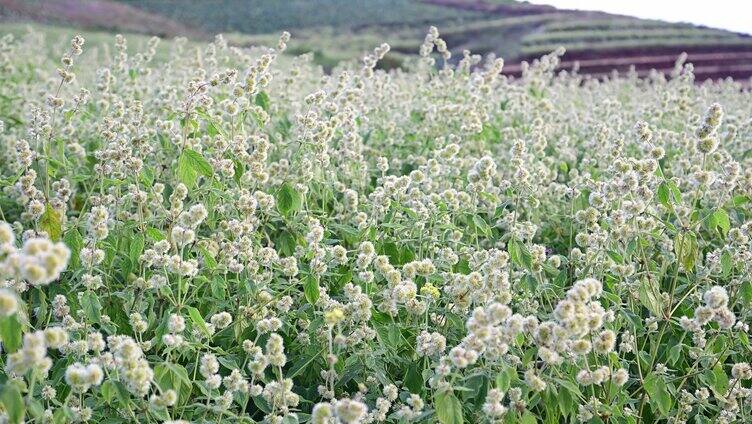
[422, 0, 752, 83]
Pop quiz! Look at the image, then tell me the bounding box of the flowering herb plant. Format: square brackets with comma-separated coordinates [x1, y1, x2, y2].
[0, 25, 751, 424]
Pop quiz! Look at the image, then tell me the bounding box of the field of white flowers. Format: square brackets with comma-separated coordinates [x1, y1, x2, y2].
[0, 25, 751, 424]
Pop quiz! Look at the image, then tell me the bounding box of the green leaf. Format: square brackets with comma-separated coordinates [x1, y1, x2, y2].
[39, 203, 62, 241]
[732, 195, 749, 206]
[129, 234, 145, 265]
[607, 250, 624, 264]
[187, 306, 210, 338]
[186, 150, 213, 177]
[520, 411, 537, 424]
[1, 382, 24, 424]
[142, 167, 155, 188]
[668, 181, 682, 203]
[720, 251, 732, 277]
[656, 182, 670, 207]
[253, 396, 272, 414]
[553, 378, 583, 399]
[287, 347, 326, 379]
[211, 277, 227, 300]
[276, 183, 303, 216]
[177, 149, 213, 187]
[281, 415, 299, 424]
[146, 227, 166, 241]
[276, 230, 297, 257]
[496, 366, 515, 392]
[0, 314, 23, 352]
[638, 279, 663, 317]
[667, 344, 683, 365]
[303, 275, 320, 304]
[656, 181, 682, 209]
[644, 373, 672, 416]
[380, 242, 400, 264]
[708, 364, 729, 396]
[53, 407, 72, 424]
[155, 362, 192, 403]
[255, 91, 270, 112]
[101, 380, 117, 405]
[462, 374, 488, 408]
[507, 238, 532, 270]
[206, 122, 219, 137]
[713, 209, 730, 237]
[673, 232, 698, 272]
[181, 117, 199, 131]
[434, 389, 463, 424]
[109, 381, 131, 407]
[196, 110, 225, 139]
[471, 214, 492, 237]
[199, 247, 217, 270]
[63, 229, 83, 268]
[233, 160, 244, 185]
[177, 157, 197, 187]
[404, 364, 423, 394]
[80, 291, 102, 323]
[740, 281, 752, 306]
[556, 385, 575, 418]
[26, 399, 44, 420]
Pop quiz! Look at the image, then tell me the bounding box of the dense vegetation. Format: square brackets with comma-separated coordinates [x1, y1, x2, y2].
[0, 24, 751, 424]
[115, 0, 483, 35]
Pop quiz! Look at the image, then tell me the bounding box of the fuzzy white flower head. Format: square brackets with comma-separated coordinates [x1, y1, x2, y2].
[0, 221, 14, 245]
[0, 289, 18, 317]
[334, 398, 368, 424]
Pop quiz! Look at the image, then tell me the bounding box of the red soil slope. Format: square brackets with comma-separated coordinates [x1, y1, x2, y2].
[422, 0, 752, 83]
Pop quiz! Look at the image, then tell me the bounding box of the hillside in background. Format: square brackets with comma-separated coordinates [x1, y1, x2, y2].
[426, 0, 752, 82]
[2, 0, 752, 82]
[0, 0, 197, 37]
[116, 0, 485, 35]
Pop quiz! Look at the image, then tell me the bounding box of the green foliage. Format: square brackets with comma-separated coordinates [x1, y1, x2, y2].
[276, 183, 303, 216]
[1, 382, 24, 424]
[303, 275, 320, 304]
[435, 389, 464, 424]
[0, 315, 22, 353]
[176, 148, 213, 187]
[63, 229, 83, 268]
[255, 91, 271, 112]
[39, 203, 62, 241]
[644, 373, 672, 416]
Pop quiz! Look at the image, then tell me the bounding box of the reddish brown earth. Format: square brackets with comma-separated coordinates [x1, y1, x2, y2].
[507, 49, 752, 82]
[422, 0, 752, 84]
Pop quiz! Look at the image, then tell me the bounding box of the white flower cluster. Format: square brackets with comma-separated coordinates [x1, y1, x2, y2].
[0, 221, 70, 287]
